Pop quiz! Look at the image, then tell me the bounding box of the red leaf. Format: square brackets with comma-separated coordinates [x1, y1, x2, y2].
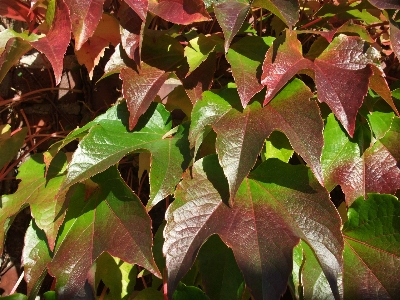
[124, 0, 148, 21]
[119, 2, 145, 66]
[0, 0, 35, 23]
[164, 156, 343, 299]
[391, 22, 400, 60]
[368, 0, 400, 9]
[149, 0, 211, 25]
[121, 65, 170, 130]
[214, 0, 251, 52]
[64, 0, 105, 50]
[31, 0, 71, 85]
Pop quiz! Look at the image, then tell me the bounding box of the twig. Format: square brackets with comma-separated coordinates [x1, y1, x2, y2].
[10, 271, 24, 294]
[19, 108, 34, 150]
[99, 285, 108, 300]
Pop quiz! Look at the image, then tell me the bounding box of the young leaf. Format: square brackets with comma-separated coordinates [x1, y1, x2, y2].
[321, 114, 400, 205]
[31, 0, 71, 85]
[61, 103, 191, 209]
[22, 221, 52, 299]
[149, 0, 211, 25]
[226, 36, 274, 107]
[0, 152, 69, 252]
[253, 0, 299, 27]
[120, 64, 169, 130]
[343, 194, 400, 298]
[64, 0, 104, 50]
[119, 2, 145, 65]
[49, 167, 160, 300]
[214, 0, 251, 52]
[191, 79, 324, 201]
[0, 125, 27, 169]
[164, 155, 343, 299]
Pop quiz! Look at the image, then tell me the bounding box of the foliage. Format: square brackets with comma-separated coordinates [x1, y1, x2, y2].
[1, 0, 400, 299]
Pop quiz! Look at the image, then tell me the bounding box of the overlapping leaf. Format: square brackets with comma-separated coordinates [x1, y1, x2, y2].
[343, 194, 400, 298]
[49, 167, 160, 300]
[226, 36, 274, 106]
[0, 125, 27, 169]
[262, 31, 380, 136]
[253, 0, 299, 27]
[31, 0, 71, 85]
[125, 0, 148, 21]
[391, 22, 400, 59]
[149, 0, 211, 25]
[190, 79, 324, 201]
[164, 155, 343, 299]
[0, 153, 69, 252]
[368, 0, 400, 9]
[184, 34, 217, 75]
[321, 113, 400, 205]
[61, 102, 191, 209]
[64, 0, 104, 50]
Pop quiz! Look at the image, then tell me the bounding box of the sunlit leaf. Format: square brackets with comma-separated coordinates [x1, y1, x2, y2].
[0, 125, 27, 169]
[253, 0, 299, 27]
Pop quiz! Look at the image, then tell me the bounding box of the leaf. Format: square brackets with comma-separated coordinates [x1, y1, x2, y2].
[197, 235, 245, 300]
[49, 167, 160, 300]
[75, 13, 121, 79]
[149, 0, 211, 25]
[22, 220, 52, 299]
[191, 79, 324, 201]
[391, 22, 400, 59]
[164, 155, 343, 299]
[133, 288, 164, 300]
[64, 0, 104, 50]
[173, 283, 210, 300]
[261, 131, 294, 163]
[262, 32, 379, 136]
[226, 36, 274, 107]
[100, 44, 137, 80]
[0, 125, 27, 169]
[253, 0, 299, 27]
[380, 116, 400, 161]
[367, 111, 394, 140]
[0, 0, 35, 23]
[321, 113, 400, 205]
[368, 0, 400, 9]
[214, 0, 251, 52]
[0, 294, 28, 300]
[0, 152, 69, 252]
[120, 64, 170, 130]
[95, 252, 137, 299]
[184, 34, 216, 75]
[119, 2, 145, 66]
[61, 102, 191, 209]
[0, 30, 37, 83]
[31, 0, 71, 85]
[125, 0, 148, 21]
[342, 194, 400, 298]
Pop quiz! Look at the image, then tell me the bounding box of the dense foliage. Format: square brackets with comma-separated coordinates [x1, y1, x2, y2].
[1, 0, 400, 299]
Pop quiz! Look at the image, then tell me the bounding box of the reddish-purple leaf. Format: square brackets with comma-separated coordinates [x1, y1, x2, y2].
[368, 0, 400, 9]
[149, 0, 211, 25]
[119, 2, 145, 66]
[64, 0, 105, 50]
[391, 22, 400, 60]
[214, 0, 251, 52]
[0, 0, 36, 24]
[124, 0, 148, 21]
[49, 167, 160, 300]
[164, 155, 343, 299]
[261, 31, 313, 104]
[121, 64, 170, 130]
[30, 0, 71, 85]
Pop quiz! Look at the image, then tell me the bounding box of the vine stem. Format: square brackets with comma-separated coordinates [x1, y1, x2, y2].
[0, 87, 83, 107]
[10, 271, 24, 294]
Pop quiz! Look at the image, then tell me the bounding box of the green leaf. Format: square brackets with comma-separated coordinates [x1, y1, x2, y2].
[133, 287, 164, 300]
[184, 34, 217, 75]
[60, 102, 191, 209]
[226, 36, 274, 106]
[22, 220, 52, 299]
[367, 111, 394, 139]
[380, 116, 400, 161]
[0, 152, 69, 252]
[164, 155, 343, 299]
[261, 131, 294, 163]
[191, 79, 323, 202]
[49, 167, 160, 300]
[197, 235, 244, 300]
[343, 194, 400, 298]
[0, 125, 27, 169]
[95, 252, 137, 299]
[173, 282, 210, 300]
[0, 294, 28, 300]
